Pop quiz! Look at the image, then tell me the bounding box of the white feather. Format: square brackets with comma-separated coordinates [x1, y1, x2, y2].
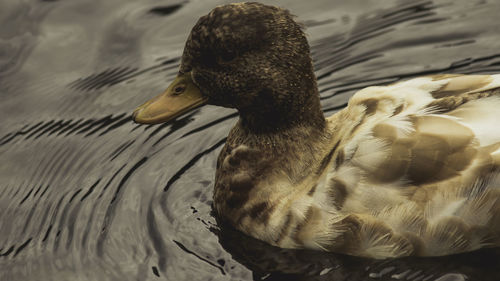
[448, 96, 500, 146]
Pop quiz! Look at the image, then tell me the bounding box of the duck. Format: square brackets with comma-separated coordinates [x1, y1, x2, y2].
[133, 2, 500, 258]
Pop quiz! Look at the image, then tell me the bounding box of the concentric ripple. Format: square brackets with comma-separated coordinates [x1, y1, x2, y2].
[1, 0, 500, 280]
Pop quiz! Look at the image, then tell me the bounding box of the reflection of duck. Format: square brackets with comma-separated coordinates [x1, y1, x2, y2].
[133, 2, 500, 258]
[214, 218, 500, 280]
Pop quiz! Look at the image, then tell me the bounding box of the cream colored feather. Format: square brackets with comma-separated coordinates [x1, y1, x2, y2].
[240, 74, 500, 258]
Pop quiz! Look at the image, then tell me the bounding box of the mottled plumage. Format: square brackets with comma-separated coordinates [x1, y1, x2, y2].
[133, 2, 500, 258]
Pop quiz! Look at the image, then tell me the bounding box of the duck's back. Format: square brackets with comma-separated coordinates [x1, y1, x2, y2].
[322, 74, 500, 257]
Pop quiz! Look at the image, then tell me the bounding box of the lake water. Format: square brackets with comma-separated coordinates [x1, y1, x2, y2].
[1, 0, 500, 280]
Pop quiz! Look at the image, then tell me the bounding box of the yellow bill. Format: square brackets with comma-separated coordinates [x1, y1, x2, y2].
[133, 72, 207, 124]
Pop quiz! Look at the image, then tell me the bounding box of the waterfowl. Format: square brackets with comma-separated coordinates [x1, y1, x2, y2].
[133, 2, 500, 258]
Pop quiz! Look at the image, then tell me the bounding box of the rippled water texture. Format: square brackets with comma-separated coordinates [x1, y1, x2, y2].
[1, 0, 500, 280]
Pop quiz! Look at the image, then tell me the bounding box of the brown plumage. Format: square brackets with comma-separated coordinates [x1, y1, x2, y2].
[134, 2, 500, 258]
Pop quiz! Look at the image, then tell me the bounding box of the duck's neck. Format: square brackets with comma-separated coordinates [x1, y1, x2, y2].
[213, 87, 331, 221]
[225, 89, 329, 183]
[237, 87, 326, 133]
[214, 96, 331, 222]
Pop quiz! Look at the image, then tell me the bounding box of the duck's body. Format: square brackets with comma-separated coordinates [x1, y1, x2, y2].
[133, 2, 500, 258]
[214, 74, 500, 258]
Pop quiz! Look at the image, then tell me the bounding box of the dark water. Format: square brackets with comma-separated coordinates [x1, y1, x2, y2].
[1, 0, 500, 280]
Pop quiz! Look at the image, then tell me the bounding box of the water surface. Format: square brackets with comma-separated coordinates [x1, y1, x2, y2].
[1, 0, 500, 280]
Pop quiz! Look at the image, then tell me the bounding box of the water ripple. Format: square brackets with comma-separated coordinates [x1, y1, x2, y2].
[1, 0, 500, 280]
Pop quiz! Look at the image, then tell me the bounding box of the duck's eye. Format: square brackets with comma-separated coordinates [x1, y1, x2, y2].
[172, 84, 186, 96]
[218, 51, 236, 64]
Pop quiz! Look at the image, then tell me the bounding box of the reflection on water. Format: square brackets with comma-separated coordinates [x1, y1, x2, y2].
[1, 0, 500, 280]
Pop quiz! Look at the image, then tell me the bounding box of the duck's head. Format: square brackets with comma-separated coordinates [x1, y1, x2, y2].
[133, 2, 324, 131]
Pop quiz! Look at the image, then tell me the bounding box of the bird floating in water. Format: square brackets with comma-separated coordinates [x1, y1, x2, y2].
[133, 2, 500, 258]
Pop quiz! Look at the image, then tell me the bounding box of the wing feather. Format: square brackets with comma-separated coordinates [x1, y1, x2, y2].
[323, 74, 500, 256]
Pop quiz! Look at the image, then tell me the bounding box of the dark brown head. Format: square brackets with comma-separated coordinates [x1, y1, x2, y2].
[134, 2, 324, 131]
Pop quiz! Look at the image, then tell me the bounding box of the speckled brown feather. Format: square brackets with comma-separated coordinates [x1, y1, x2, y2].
[178, 2, 500, 258]
[181, 2, 324, 132]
